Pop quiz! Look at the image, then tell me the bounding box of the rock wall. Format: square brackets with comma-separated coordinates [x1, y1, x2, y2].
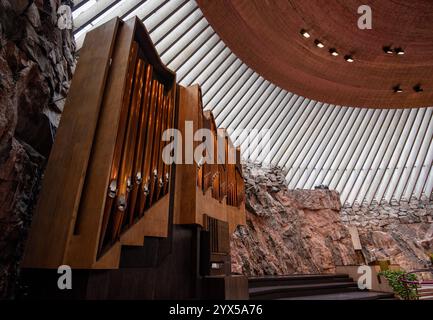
[232, 163, 433, 276]
[0, 0, 75, 298]
[342, 200, 433, 227]
[342, 202, 433, 273]
[231, 163, 358, 275]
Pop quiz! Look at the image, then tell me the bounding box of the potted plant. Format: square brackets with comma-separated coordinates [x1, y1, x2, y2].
[379, 270, 419, 300]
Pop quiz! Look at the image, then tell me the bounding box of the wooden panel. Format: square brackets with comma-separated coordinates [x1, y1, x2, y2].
[22, 18, 120, 268]
[203, 215, 230, 255]
[227, 203, 246, 234]
[224, 275, 249, 300]
[174, 85, 245, 234]
[218, 222, 230, 254]
[93, 243, 122, 269]
[201, 275, 248, 299]
[348, 226, 362, 250]
[20, 225, 200, 299]
[173, 85, 201, 225]
[139, 194, 170, 238]
[65, 18, 137, 268]
[201, 215, 230, 277]
[196, 188, 227, 226]
[116, 195, 170, 246]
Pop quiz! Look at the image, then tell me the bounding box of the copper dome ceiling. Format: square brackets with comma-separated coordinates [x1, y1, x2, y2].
[197, 0, 433, 108]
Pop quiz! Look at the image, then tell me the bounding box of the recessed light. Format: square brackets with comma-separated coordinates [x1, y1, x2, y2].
[393, 85, 403, 93]
[414, 84, 423, 93]
[314, 40, 325, 48]
[344, 55, 354, 62]
[329, 48, 339, 56]
[300, 29, 311, 38]
[395, 48, 405, 55]
[383, 46, 393, 54]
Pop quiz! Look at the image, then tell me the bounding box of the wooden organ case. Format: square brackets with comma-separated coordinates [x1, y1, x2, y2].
[21, 17, 246, 299]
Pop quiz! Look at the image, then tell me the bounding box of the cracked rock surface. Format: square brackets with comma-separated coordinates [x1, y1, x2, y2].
[232, 162, 433, 276]
[0, 0, 75, 299]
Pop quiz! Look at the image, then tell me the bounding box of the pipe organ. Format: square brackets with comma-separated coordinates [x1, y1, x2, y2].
[98, 48, 176, 256]
[174, 86, 246, 234]
[22, 17, 246, 299]
[22, 17, 177, 269]
[200, 111, 244, 209]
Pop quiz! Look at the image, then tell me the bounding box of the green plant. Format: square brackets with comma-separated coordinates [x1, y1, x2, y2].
[379, 270, 419, 300]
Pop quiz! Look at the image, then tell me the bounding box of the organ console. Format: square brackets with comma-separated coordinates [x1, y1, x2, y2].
[21, 16, 246, 299]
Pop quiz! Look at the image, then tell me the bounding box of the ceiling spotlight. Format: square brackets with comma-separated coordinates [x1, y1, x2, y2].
[314, 40, 325, 48]
[395, 48, 405, 55]
[383, 46, 393, 54]
[329, 48, 339, 56]
[393, 85, 403, 93]
[413, 84, 423, 93]
[344, 55, 354, 63]
[300, 29, 311, 38]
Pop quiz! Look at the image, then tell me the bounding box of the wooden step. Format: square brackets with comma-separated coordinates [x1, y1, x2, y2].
[248, 274, 396, 300]
[249, 281, 359, 300]
[417, 286, 433, 300]
[280, 291, 396, 300]
[249, 274, 352, 288]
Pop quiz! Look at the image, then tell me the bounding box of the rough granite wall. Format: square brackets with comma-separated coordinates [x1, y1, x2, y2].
[342, 202, 433, 273]
[0, 0, 75, 298]
[231, 163, 433, 276]
[231, 163, 358, 275]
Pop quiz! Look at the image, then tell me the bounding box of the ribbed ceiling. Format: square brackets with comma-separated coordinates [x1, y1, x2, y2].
[71, 0, 433, 207]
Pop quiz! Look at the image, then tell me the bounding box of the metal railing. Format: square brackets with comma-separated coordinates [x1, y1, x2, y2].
[399, 268, 433, 300]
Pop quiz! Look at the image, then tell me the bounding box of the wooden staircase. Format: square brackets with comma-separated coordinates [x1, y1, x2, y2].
[249, 274, 396, 300]
[417, 285, 433, 300]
